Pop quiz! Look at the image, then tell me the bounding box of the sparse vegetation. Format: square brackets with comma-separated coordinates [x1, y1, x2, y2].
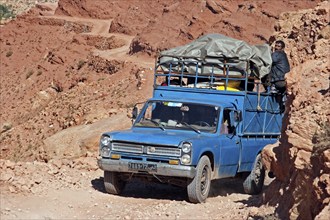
[1, 123, 12, 133]
[77, 60, 86, 70]
[312, 121, 330, 156]
[82, 25, 90, 33]
[26, 70, 34, 79]
[37, 70, 42, 76]
[6, 50, 13, 57]
[0, 4, 15, 20]
[0, 1, 59, 23]
[27, 144, 33, 151]
[51, 80, 63, 92]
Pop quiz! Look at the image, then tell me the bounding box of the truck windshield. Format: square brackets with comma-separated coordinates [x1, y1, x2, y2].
[134, 101, 220, 133]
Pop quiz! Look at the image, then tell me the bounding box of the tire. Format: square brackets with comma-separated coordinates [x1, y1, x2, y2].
[104, 171, 125, 195]
[187, 155, 212, 203]
[243, 154, 265, 194]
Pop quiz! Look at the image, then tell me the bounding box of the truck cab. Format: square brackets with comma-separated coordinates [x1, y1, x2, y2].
[98, 54, 283, 203]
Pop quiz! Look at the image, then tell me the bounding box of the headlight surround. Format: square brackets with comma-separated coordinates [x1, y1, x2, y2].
[180, 141, 192, 165]
[100, 135, 112, 157]
[100, 135, 111, 146]
[181, 142, 192, 153]
[181, 154, 191, 165]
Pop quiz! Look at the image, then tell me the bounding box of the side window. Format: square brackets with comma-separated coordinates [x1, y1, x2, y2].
[221, 109, 235, 134]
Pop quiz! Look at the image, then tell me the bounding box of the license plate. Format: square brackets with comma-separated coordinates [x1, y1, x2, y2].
[128, 162, 157, 172]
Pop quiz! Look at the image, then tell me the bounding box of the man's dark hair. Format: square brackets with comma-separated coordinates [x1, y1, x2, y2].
[275, 40, 285, 49]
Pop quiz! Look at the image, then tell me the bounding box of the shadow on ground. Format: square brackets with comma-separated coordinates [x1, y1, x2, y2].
[91, 176, 263, 202]
[91, 177, 106, 193]
[91, 177, 187, 201]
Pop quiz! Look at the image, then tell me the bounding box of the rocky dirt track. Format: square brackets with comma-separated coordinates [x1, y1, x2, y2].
[0, 159, 277, 219]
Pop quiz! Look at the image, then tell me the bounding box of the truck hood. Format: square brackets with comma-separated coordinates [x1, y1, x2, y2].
[106, 128, 208, 146]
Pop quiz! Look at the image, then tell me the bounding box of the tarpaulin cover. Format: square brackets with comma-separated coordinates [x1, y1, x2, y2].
[159, 33, 272, 79]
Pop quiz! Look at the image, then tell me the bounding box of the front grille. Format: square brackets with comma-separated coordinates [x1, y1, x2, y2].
[112, 142, 181, 157]
[146, 146, 181, 156]
[112, 143, 143, 153]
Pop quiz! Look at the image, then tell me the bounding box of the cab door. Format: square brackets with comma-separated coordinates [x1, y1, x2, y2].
[218, 108, 241, 178]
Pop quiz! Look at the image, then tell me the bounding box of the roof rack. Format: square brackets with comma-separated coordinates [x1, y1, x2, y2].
[153, 55, 258, 92]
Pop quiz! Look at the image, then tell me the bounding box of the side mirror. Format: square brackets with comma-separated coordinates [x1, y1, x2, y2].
[132, 106, 138, 119]
[229, 110, 242, 128]
[234, 111, 242, 122]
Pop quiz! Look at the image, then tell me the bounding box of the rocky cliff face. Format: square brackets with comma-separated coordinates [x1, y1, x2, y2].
[262, 2, 330, 219]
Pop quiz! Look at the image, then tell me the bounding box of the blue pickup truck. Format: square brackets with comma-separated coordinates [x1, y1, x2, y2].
[98, 35, 283, 203]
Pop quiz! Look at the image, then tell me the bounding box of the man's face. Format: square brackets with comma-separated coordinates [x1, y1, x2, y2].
[274, 43, 283, 51]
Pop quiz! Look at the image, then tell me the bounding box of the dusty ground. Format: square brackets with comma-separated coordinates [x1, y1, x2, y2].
[1, 0, 328, 219]
[0, 158, 277, 219]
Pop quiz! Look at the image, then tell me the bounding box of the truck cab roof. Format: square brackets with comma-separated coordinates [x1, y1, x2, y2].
[148, 95, 237, 109]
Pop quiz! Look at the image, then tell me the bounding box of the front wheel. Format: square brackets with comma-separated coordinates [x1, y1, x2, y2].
[187, 155, 212, 203]
[104, 171, 126, 195]
[243, 154, 265, 194]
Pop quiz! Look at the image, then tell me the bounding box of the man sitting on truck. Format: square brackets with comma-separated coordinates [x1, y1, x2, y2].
[262, 40, 290, 94]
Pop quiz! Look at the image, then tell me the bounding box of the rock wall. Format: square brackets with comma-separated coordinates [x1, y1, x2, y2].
[262, 2, 330, 219]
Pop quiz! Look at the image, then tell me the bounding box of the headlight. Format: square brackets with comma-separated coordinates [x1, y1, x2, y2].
[181, 142, 192, 153]
[100, 135, 111, 146]
[101, 147, 111, 157]
[181, 154, 191, 164]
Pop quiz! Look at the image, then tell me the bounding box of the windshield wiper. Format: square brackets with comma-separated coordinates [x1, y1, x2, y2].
[181, 122, 200, 134]
[144, 118, 166, 131]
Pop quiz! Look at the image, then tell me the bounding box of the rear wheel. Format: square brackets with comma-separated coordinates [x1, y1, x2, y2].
[187, 155, 212, 203]
[104, 171, 126, 195]
[243, 154, 265, 194]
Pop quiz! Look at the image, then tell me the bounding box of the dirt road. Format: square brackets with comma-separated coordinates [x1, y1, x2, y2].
[41, 3, 153, 68]
[0, 161, 276, 219]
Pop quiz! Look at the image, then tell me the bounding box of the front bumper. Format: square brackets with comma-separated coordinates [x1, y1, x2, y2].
[98, 158, 196, 178]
